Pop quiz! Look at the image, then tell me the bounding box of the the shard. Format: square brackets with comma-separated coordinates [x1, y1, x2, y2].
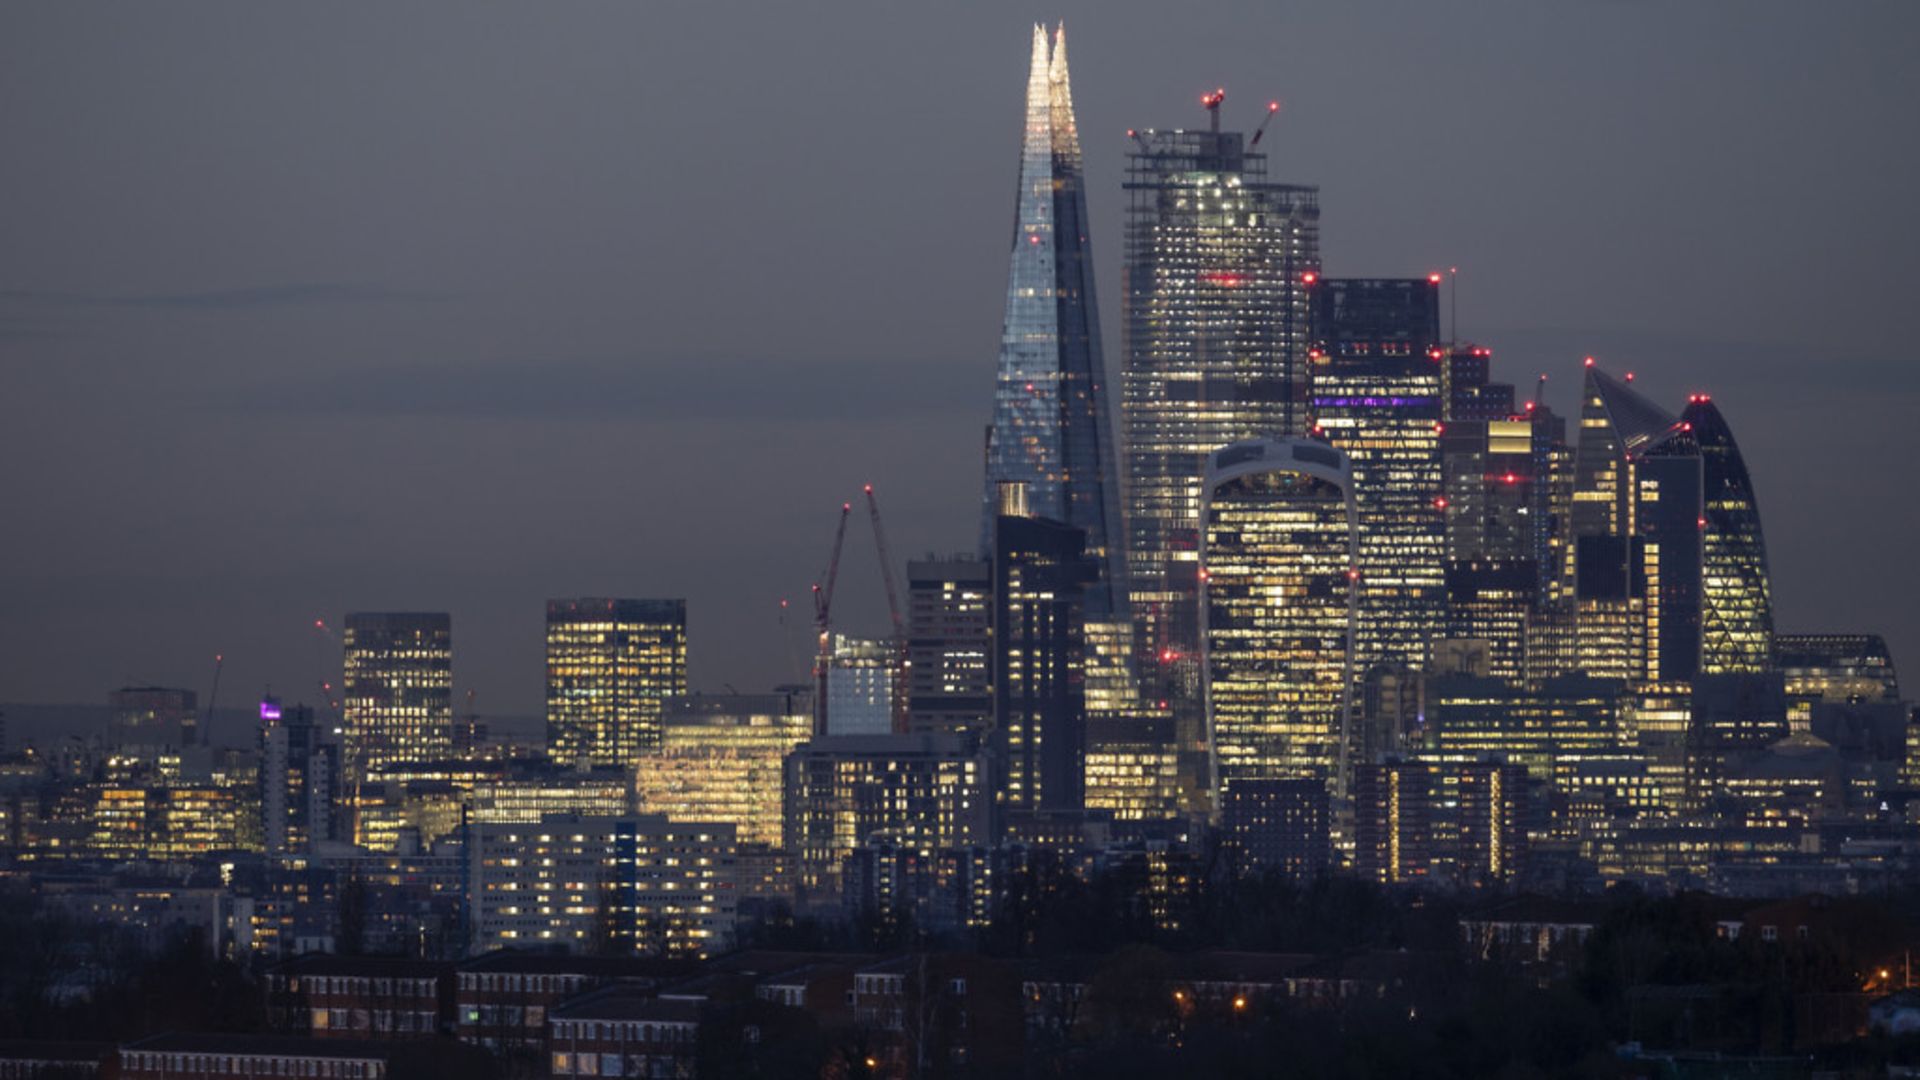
[981, 24, 1129, 627]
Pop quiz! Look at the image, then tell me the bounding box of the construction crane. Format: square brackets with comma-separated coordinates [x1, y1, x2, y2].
[199, 653, 224, 747]
[811, 502, 853, 734]
[863, 484, 909, 733]
[1202, 86, 1226, 133]
[810, 488, 911, 736]
[1249, 100, 1281, 147]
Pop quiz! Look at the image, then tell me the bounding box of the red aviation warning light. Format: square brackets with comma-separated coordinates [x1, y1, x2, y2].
[1584, 356, 1596, 368]
[1302, 270, 1318, 285]
[1427, 272, 1443, 285]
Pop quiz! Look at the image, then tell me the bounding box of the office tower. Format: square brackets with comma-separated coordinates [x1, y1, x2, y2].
[1635, 442, 1705, 682]
[1442, 344, 1516, 423]
[1200, 437, 1357, 799]
[109, 687, 197, 750]
[993, 505, 1097, 818]
[1566, 364, 1694, 681]
[342, 613, 453, 782]
[783, 734, 991, 897]
[906, 557, 993, 736]
[822, 634, 897, 736]
[1423, 674, 1625, 783]
[632, 690, 813, 848]
[1122, 95, 1321, 722]
[546, 598, 687, 767]
[1083, 714, 1184, 821]
[1309, 277, 1447, 690]
[468, 814, 736, 958]
[1681, 396, 1775, 674]
[258, 696, 339, 857]
[1444, 559, 1535, 684]
[982, 25, 1134, 700]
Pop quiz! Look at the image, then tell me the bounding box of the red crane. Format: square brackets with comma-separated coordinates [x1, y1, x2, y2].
[811, 502, 853, 734]
[863, 484, 908, 733]
[810, 486, 910, 735]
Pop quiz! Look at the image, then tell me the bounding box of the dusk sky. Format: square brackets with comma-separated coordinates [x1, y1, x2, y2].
[3, 2, 1916, 721]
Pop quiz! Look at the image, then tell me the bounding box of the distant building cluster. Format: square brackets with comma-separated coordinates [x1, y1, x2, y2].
[3, 21, 1916, 1078]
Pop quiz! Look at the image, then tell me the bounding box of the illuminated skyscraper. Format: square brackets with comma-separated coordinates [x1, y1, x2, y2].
[992, 506, 1097, 818]
[906, 557, 993, 737]
[342, 612, 452, 783]
[1308, 278, 1447, 675]
[1680, 396, 1774, 673]
[1200, 438, 1356, 799]
[1566, 365, 1686, 679]
[546, 598, 687, 767]
[1122, 93, 1320, 734]
[982, 25, 1129, 631]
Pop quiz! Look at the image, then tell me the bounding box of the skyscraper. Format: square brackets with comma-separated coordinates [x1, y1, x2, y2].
[546, 598, 687, 767]
[1681, 395, 1775, 673]
[992, 504, 1097, 819]
[1200, 437, 1356, 799]
[342, 612, 452, 783]
[982, 26, 1136, 717]
[258, 695, 339, 856]
[982, 25, 1128, 622]
[1308, 278, 1447, 676]
[906, 556, 993, 737]
[1122, 93, 1320, 727]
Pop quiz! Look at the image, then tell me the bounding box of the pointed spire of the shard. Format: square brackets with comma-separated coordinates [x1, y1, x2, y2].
[1048, 23, 1081, 163]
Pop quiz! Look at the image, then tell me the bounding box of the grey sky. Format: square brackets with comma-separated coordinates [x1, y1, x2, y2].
[3, 2, 1916, 720]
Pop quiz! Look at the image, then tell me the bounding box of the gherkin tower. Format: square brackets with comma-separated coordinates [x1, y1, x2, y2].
[1682, 395, 1775, 672]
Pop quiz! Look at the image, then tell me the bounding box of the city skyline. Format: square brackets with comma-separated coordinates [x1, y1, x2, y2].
[3, 4, 1917, 720]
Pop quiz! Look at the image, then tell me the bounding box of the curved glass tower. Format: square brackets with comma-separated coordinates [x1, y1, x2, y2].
[981, 24, 1128, 626]
[1682, 395, 1774, 673]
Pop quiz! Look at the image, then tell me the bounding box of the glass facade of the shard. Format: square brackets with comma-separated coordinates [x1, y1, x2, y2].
[982, 24, 1128, 630]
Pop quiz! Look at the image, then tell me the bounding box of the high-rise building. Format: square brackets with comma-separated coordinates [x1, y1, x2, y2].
[783, 734, 991, 898]
[982, 26, 1135, 715]
[906, 557, 993, 737]
[632, 690, 813, 848]
[546, 598, 687, 767]
[1308, 277, 1447, 677]
[1566, 365, 1699, 681]
[1121, 95, 1321, 726]
[1681, 396, 1775, 674]
[342, 613, 453, 783]
[258, 696, 339, 857]
[992, 507, 1097, 819]
[823, 634, 898, 736]
[1199, 437, 1356, 800]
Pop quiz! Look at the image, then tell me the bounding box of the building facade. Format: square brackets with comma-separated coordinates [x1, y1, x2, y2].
[546, 598, 687, 768]
[1200, 437, 1357, 800]
[342, 613, 453, 783]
